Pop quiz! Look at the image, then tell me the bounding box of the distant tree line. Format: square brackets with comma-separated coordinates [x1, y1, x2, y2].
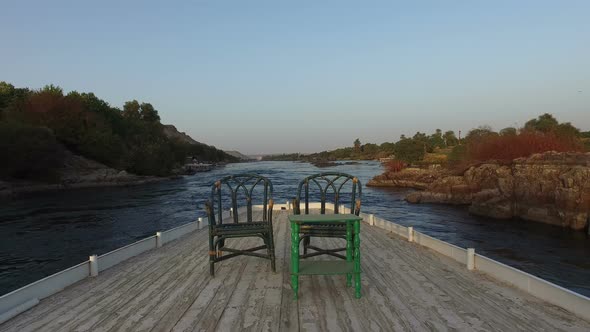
[263, 113, 589, 165]
[0, 81, 236, 181]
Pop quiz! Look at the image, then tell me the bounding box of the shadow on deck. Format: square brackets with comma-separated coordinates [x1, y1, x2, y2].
[1, 210, 589, 331]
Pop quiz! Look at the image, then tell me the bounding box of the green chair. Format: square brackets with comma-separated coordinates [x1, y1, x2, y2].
[292, 172, 362, 259]
[205, 174, 276, 276]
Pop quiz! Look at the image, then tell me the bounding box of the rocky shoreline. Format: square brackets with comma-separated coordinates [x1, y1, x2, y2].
[0, 152, 173, 199]
[368, 151, 590, 231]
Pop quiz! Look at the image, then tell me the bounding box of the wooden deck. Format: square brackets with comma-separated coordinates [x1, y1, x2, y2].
[1, 210, 589, 331]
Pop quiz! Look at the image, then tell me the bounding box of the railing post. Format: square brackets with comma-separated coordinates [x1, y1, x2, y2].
[369, 214, 375, 226]
[230, 208, 233, 217]
[156, 232, 162, 248]
[467, 248, 475, 270]
[407, 227, 414, 242]
[286, 200, 290, 211]
[198, 217, 203, 230]
[89, 255, 98, 277]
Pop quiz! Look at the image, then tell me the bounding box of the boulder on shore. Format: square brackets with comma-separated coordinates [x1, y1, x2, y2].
[0, 150, 167, 198]
[371, 151, 590, 231]
[367, 168, 441, 190]
[369, 152, 590, 230]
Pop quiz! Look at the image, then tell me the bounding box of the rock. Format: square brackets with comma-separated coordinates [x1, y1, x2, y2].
[0, 147, 167, 198]
[367, 168, 441, 190]
[405, 192, 421, 203]
[400, 151, 590, 231]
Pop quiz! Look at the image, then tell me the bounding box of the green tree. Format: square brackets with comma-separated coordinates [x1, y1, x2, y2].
[40, 84, 64, 96]
[499, 127, 517, 136]
[353, 138, 361, 153]
[140, 102, 160, 122]
[524, 113, 579, 138]
[429, 129, 445, 149]
[0, 81, 16, 112]
[0, 122, 65, 181]
[0, 81, 237, 179]
[394, 138, 426, 163]
[412, 132, 433, 153]
[443, 130, 458, 146]
[123, 100, 141, 119]
[524, 113, 559, 133]
[465, 126, 497, 142]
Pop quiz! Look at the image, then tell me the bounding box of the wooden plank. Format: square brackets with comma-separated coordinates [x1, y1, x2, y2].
[214, 211, 285, 331]
[2, 230, 209, 332]
[297, 261, 354, 275]
[170, 212, 267, 331]
[147, 212, 261, 332]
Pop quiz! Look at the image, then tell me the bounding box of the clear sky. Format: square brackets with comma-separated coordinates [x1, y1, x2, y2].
[1, 1, 589, 154]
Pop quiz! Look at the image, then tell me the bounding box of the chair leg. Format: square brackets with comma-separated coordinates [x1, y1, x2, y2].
[303, 236, 310, 255]
[268, 227, 277, 272]
[209, 235, 215, 277]
[269, 235, 276, 273]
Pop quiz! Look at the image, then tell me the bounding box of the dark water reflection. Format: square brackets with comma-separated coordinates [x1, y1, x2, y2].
[0, 161, 588, 297]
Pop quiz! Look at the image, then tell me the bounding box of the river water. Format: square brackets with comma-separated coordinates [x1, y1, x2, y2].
[0, 161, 588, 297]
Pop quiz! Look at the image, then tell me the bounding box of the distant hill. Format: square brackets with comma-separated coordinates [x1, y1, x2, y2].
[162, 125, 238, 162]
[162, 125, 199, 145]
[225, 150, 254, 161]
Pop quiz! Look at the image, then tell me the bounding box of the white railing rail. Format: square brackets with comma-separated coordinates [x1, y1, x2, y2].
[1, 202, 589, 323]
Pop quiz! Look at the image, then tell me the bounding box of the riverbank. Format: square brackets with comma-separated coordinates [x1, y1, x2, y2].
[0, 151, 173, 199]
[368, 151, 590, 231]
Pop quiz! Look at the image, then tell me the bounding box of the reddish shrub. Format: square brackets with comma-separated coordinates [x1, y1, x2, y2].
[385, 159, 406, 173]
[465, 131, 583, 163]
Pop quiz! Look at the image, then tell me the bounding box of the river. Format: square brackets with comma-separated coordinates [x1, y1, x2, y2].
[0, 161, 588, 297]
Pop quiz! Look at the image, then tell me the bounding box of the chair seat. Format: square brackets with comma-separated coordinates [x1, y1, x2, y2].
[213, 222, 270, 235]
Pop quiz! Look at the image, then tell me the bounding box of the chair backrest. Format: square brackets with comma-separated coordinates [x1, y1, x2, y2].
[293, 172, 361, 216]
[205, 174, 274, 226]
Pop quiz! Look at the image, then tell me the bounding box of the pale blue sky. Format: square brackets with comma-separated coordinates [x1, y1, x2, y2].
[1, 1, 589, 154]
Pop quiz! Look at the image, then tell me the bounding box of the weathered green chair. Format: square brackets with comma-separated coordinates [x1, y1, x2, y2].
[205, 174, 276, 276]
[292, 172, 362, 259]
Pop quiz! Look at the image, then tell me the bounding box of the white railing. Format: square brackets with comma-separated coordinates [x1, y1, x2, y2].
[1, 202, 589, 323]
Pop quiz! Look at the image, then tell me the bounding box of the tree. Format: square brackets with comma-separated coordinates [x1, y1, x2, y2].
[0, 81, 16, 112]
[0, 122, 64, 181]
[140, 102, 160, 122]
[555, 122, 579, 138]
[412, 132, 433, 153]
[499, 127, 517, 136]
[465, 126, 497, 142]
[0, 81, 237, 180]
[524, 113, 559, 133]
[379, 142, 396, 154]
[40, 84, 63, 96]
[429, 129, 445, 149]
[443, 130, 458, 146]
[353, 138, 361, 153]
[394, 138, 426, 163]
[361, 143, 379, 155]
[123, 100, 141, 119]
[524, 113, 579, 138]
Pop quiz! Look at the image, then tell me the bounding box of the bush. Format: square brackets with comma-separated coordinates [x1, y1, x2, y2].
[0, 122, 64, 181]
[385, 160, 406, 173]
[465, 131, 583, 163]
